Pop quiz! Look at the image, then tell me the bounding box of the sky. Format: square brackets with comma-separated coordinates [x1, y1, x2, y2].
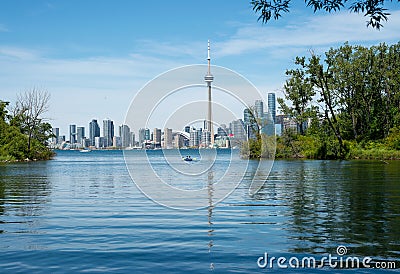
[1, 1, 399, 136]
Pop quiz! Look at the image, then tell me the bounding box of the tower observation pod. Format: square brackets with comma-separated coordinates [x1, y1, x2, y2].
[204, 40, 214, 147]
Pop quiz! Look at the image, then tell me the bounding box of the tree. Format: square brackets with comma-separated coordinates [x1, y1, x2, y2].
[251, 0, 399, 29]
[10, 89, 52, 156]
[279, 56, 316, 135]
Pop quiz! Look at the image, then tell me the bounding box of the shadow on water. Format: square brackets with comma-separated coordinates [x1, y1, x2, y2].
[247, 160, 400, 260]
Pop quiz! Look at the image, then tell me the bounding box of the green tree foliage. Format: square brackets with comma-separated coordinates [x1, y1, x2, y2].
[251, 0, 399, 29]
[279, 57, 317, 135]
[278, 42, 400, 159]
[0, 90, 54, 162]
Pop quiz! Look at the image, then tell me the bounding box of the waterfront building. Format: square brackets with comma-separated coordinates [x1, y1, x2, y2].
[130, 132, 136, 147]
[230, 119, 246, 141]
[103, 119, 114, 147]
[138, 128, 146, 146]
[261, 112, 275, 136]
[77, 127, 85, 144]
[119, 124, 131, 148]
[189, 128, 200, 147]
[268, 92, 276, 123]
[113, 136, 121, 148]
[173, 134, 184, 148]
[255, 100, 264, 118]
[217, 124, 228, 137]
[89, 119, 100, 146]
[153, 128, 161, 148]
[69, 124, 76, 144]
[52, 128, 59, 144]
[95, 136, 106, 149]
[145, 128, 150, 141]
[201, 130, 211, 147]
[163, 128, 173, 149]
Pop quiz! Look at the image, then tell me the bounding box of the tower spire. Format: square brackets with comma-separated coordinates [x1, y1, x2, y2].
[204, 40, 214, 147]
[207, 40, 211, 74]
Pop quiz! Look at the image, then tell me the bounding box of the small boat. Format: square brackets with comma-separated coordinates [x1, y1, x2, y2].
[183, 156, 193, 162]
[80, 149, 91, 153]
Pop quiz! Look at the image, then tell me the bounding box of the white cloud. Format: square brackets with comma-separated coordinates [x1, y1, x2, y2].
[0, 46, 39, 60]
[214, 10, 400, 57]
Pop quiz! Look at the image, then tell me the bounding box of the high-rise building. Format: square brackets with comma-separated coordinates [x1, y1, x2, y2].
[113, 136, 121, 147]
[69, 124, 76, 144]
[217, 124, 228, 137]
[184, 126, 190, 133]
[89, 119, 100, 146]
[201, 130, 211, 147]
[95, 136, 106, 149]
[138, 128, 146, 145]
[52, 128, 59, 144]
[255, 100, 264, 118]
[230, 119, 246, 140]
[77, 127, 85, 144]
[163, 128, 173, 149]
[189, 128, 200, 147]
[243, 108, 252, 124]
[145, 128, 150, 141]
[130, 132, 136, 147]
[268, 92, 276, 123]
[173, 134, 184, 148]
[103, 119, 114, 147]
[119, 124, 131, 147]
[153, 128, 161, 148]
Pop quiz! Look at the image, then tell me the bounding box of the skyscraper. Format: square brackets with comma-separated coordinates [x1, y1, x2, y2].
[77, 127, 85, 144]
[230, 119, 246, 140]
[189, 128, 200, 147]
[145, 128, 150, 141]
[119, 124, 131, 148]
[184, 126, 190, 133]
[52, 127, 59, 144]
[255, 100, 264, 118]
[153, 128, 161, 148]
[89, 119, 100, 146]
[103, 119, 114, 147]
[69, 124, 76, 144]
[268, 92, 276, 123]
[163, 128, 173, 148]
[130, 132, 136, 147]
[138, 128, 146, 145]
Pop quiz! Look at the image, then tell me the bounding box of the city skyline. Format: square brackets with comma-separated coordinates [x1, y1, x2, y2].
[51, 95, 279, 149]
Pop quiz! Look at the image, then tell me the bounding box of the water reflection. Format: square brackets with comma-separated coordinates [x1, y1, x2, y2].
[207, 170, 215, 270]
[0, 162, 51, 235]
[250, 160, 400, 260]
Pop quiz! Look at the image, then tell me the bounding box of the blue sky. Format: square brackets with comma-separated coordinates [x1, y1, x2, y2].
[1, 1, 399, 136]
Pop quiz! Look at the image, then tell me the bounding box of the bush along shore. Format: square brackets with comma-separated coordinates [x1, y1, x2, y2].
[0, 91, 54, 162]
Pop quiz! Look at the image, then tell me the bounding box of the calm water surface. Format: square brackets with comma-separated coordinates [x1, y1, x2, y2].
[0, 150, 399, 273]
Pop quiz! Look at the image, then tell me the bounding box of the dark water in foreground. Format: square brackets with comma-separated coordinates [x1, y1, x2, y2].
[0, 150, 399, 273]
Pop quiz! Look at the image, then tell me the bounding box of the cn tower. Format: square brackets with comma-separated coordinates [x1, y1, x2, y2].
[204, 40, 214, 147]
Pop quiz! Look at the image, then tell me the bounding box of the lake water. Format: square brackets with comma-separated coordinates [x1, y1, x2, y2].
[0, 150, 399, 273]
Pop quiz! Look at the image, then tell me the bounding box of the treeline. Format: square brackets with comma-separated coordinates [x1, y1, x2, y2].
[277, 41, 400, 159]
[0, 90, 54, 162]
